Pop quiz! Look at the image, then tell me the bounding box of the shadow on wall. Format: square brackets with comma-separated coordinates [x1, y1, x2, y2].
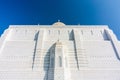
[32, 31, 39, 69]
[44, 43, 55, 80]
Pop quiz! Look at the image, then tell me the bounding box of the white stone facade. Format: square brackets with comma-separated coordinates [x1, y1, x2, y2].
[0, 22, 120, 80]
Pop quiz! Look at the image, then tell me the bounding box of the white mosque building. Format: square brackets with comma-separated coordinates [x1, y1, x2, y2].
[0, 22, 120, 80]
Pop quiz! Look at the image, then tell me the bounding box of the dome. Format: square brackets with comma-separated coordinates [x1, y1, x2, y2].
[52, 21, 66, 27]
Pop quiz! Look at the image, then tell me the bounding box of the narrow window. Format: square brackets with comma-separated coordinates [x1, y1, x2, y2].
[68, 30, 70, 34]
[58, 30, 60, 35]
[16, 30, 18, 32]
[59, 56, 62, 67]
[48, 30, 50, 34]
[100, 30, 103, 34]
[25, 30, 27, 35]
[65, 57, 67, 67]
[91, 30, 93, 35]
[81, 30, 83, 35]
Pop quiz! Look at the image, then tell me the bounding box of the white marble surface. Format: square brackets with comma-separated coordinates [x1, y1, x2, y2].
[0, 22, 120, 80]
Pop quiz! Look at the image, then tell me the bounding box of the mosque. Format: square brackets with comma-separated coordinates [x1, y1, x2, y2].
[0, 22, 120, 80]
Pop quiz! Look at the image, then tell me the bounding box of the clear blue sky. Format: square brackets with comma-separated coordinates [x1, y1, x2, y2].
[0, 0, 120, 39]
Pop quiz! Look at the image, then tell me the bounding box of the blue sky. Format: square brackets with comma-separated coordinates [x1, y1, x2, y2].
[0, 0, 120, 39]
